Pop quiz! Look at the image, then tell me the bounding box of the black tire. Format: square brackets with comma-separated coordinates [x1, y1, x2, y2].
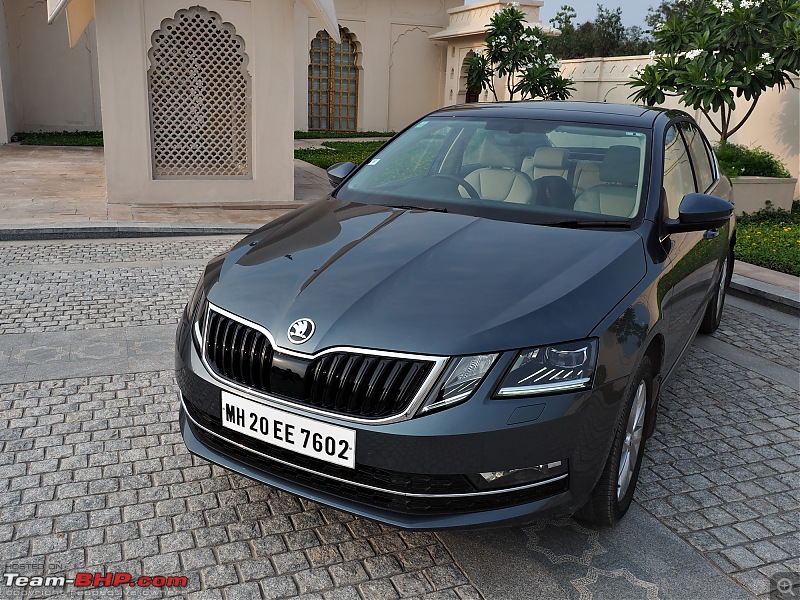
[576, 357, 653, 526]
[700, 245, 734, 334]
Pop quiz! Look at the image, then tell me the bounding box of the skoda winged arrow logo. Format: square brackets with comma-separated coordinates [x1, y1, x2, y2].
[287, 318, 315, 344]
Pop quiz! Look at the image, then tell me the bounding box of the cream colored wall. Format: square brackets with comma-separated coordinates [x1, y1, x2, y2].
[294, 0, 458, 132]
[561, 56, 800, 197]
[0, 0, 16, 142]
[4, 0, 101, 133]
[443, 35, 493, 106]
[437, 1, 549, 106]
[95, 0, 295, 205]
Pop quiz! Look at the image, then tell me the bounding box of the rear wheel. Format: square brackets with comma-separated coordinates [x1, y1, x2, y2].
[700, 245, 734, 334]
[576, 357, 653, 526]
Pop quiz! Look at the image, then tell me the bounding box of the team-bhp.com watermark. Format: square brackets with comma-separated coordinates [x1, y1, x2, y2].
[2, 560, 187, 596]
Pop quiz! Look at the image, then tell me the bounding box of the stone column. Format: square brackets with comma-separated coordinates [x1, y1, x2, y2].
[0, 0, 16, 143]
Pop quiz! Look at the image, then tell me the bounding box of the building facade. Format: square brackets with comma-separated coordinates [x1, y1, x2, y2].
[0, 0, 796, 201]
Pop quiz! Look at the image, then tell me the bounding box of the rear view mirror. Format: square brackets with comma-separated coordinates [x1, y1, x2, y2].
[664, 193, 733, 233]
[326, 162, 356, 188]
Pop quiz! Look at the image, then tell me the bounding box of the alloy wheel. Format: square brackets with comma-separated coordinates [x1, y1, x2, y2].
[617, 380, 647, 499]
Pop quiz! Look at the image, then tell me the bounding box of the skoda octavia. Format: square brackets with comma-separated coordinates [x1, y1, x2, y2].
[176, 102, 735, 528]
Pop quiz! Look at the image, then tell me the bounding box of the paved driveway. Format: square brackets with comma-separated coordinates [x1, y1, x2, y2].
[0, 236, 797, 600]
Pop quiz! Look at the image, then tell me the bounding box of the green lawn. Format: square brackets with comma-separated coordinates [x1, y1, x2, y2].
[294, 141, 385, 170]
[735, 200, 800, 276]
[14, 131, 104, 146]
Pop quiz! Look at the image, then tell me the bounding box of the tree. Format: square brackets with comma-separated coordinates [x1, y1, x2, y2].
[549, 4, 651, 59]
[628, 0, 800, 142]
[465, 5, 574, 102]
[644, 1, 706, 30]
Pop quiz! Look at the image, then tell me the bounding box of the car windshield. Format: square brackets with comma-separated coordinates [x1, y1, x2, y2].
[336, 116, 651, 225]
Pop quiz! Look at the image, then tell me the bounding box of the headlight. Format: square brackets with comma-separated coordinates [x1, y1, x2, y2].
[419, 353, 499, 414]
[495, 339, 597, 397]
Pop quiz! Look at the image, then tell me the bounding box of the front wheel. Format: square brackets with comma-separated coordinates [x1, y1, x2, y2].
[576, 357, 653, 526]
[700, 245, 734, 334]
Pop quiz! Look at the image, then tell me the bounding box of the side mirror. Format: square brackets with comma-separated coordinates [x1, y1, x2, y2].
[664, 193, 733, 234]
[326, 162, 356, 188]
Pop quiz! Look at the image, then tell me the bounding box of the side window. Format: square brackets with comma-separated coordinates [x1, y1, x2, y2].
[662, 125, 696, 219]
[680, 122, 715, 193]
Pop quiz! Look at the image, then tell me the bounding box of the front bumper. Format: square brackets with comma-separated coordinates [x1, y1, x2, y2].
[176, 312, 629, 529]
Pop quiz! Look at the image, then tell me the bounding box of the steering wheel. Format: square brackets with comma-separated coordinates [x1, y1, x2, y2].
[430, 174, 480, 199]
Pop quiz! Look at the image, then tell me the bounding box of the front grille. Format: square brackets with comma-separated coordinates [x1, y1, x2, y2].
[307, 353, 431, 418]
[206, 309, 274, 391]
[184, 405, 568, 515]
[203, 309, 434, 419]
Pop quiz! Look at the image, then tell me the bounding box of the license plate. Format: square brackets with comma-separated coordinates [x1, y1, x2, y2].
[220, 391, 356, 468]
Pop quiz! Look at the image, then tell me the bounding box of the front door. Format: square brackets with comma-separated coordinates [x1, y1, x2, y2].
[308, 30, 358, 131]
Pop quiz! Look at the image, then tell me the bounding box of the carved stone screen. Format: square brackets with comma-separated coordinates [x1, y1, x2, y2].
[148, 7, 251, 179]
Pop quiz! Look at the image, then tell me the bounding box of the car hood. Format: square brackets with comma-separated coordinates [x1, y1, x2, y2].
[207, 199, 646, 356]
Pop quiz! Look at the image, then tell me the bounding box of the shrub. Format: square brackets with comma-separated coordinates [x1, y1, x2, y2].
[735, 200, 800, 275]
[714, 142, 792, 178]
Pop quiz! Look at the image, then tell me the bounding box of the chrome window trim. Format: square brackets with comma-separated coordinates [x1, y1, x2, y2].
[182, 396, 568, 499]
[198, 302, 450, 425]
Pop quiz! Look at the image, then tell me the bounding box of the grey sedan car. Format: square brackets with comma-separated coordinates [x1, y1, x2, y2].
[176, 102, 735, 528]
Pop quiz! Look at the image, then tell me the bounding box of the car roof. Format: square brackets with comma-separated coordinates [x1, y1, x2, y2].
[429, 101, 687, 129]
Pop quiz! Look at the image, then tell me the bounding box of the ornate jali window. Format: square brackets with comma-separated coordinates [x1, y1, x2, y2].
[148, 6, 251, 179]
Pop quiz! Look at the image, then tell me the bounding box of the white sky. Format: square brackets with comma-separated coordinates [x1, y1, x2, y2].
[464, 0, 654, 29]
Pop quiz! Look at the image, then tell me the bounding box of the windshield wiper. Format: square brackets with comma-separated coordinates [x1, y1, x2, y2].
[543, 219, 631, 229]
[390, 204, 448, 213]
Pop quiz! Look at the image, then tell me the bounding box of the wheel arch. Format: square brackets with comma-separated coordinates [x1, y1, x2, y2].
[641, 333, 664, 439]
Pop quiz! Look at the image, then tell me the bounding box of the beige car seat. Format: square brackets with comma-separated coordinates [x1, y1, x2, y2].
[521, 147, 570, 181]
[573, 146, 641, 217]
[464, 134, 536, 204]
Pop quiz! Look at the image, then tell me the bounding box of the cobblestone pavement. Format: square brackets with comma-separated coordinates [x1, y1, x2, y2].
[0, 236, 797, 600]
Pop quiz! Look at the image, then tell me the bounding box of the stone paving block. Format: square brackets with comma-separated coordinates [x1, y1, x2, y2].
[358, 579, 400, 600]
[273, 551, 311, 575]
[295, 568, 335, 594]
[322, 587, 361, 600]
[202, 563, 240, 588]
[720, 546, 764, 571]
[424, 564, 469, 590]
[160, 531, 195, 554]
[218, 541, 253, 564]
[315, 523, 353, 546]
[363, 554, 403, 579]
[328, 561, 369, 587]
[194, 526, 230, 549]
[223, 582, 262, 600]
[391, 571, 434, 597]
[236, 557, 276, 581]
[260, 575, 298, 600]
[338, 539, 375, 562]
[306, 544, 342, 568]
[285, 529, 321, 551]
[251, 535, 288, 557]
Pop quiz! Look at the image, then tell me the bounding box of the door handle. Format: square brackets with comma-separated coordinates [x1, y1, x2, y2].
[704, 229, 719, 240]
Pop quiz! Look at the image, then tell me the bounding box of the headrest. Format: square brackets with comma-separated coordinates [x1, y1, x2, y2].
[533, 147, 569, 169]
[600, 146, 640, 186]
[479, 132, 517, 169]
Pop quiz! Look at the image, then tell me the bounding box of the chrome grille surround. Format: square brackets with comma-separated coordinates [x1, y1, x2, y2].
[199, 303, 449, 425]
